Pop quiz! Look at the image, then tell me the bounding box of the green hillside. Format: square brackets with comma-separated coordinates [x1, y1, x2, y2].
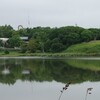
[64, 41, 100, 54]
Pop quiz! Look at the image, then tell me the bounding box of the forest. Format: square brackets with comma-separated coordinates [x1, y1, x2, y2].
[0, 25, 100, 53]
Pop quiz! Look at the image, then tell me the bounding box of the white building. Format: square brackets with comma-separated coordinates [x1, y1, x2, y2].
[0, 38, 9, 42]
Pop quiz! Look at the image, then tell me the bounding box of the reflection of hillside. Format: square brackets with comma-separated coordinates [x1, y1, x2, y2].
[0, 58, 100, 85]
[67, 59, 100, 71]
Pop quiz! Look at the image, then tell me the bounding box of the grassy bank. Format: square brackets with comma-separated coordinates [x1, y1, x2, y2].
[1, 52, 100, 57]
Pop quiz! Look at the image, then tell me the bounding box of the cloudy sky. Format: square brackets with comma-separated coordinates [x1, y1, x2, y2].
[0, 0, 100, 29]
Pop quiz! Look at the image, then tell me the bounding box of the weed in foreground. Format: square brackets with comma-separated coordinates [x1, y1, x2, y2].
[58, 82, 71, 100]
[85, 87, 93, 100]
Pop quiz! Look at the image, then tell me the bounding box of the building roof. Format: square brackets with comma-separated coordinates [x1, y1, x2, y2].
[20, 37, 28, 40]
[0, 38, 9, 42]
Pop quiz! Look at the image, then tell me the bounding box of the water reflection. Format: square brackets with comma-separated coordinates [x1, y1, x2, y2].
[0, 57, 100, 100]
[0, 58, 100, 84]
[2, 67, 10, 75]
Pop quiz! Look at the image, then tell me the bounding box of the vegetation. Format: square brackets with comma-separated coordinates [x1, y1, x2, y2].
[0, 25, 100, 54]
[64, 41, 100, 54]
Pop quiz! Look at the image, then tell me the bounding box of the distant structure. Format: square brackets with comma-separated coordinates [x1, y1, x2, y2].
[18, 25, 23, 30]
[0, 38, 9, 47]
[20, 37, 29, 42]
[0, 37, 28, 43]
[0, 38, 9, 42]
[28, 15, 30, 28]
[75, 24, 78, 27]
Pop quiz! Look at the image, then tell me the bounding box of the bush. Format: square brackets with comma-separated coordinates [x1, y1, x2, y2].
[4, 50, 9, 54]
[51, 43, 64, 52]
[20, 42, 28, 53]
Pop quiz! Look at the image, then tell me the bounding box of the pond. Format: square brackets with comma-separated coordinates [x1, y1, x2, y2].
[0, 57, 100, 100]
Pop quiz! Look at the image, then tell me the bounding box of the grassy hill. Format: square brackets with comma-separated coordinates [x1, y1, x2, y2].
[64, 41, 100, 54]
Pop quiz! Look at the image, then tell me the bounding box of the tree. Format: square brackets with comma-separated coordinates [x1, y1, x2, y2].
[66, 33, 81, 45]
[20, 42, 28, 53]
[0, 25, 13, 38]
[0, 40, 3, 47]
[32, 31, 48, 53]
[7, 35, 22, 48]
[27, 39, 38, 53]
[89, 28, 100, 40]
[51, 43, 64, 52]
[44, 39, 52, 52]
[80, 30, 94, 42]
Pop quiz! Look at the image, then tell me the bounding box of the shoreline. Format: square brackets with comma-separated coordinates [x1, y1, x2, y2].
[1, 52, 100, 59]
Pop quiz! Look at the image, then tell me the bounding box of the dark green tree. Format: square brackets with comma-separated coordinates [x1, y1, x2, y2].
[51, 43, 64, 52]
[20, 42, 28, 53]
[80, 29, 94, 42]
[89, 28, 100, 40]
[7, 35, 22, 48]
[0, 25, 13, 38]
[27, 39, 38, 53]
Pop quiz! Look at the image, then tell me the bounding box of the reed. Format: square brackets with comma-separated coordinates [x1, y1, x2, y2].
[85, 88, 93, 100]
[58, 82, 71, 100]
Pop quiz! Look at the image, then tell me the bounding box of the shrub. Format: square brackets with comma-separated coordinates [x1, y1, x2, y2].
[4, 50, 9, 54]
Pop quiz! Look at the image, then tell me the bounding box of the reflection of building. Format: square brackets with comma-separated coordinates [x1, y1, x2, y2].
[2, 68, 10, 75]
[1, 69, 30, 75]
[22, 70, 30, 75]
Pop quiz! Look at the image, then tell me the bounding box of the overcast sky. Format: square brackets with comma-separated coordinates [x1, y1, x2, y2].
[0, 0, 100, 29]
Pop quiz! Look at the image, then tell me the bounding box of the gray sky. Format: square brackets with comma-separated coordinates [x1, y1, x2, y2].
[0, 0, 100, 29]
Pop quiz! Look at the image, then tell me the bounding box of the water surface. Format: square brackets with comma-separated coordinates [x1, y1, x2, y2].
[0, 57, 100, 100]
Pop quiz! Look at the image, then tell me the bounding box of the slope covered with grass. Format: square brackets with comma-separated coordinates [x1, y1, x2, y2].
[64, 41, 100, 53]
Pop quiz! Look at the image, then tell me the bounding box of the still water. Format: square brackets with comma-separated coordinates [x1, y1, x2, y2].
[0, 57, 100, 100]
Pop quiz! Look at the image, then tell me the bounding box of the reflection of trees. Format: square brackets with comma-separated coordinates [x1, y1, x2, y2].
[0, 74, 15, 85]
[0, 58, 100, 85]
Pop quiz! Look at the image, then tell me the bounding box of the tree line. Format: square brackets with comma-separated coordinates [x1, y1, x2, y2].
[0, 25, 100, 53]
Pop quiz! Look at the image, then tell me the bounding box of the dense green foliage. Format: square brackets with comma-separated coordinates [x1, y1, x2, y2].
[1, 25, 100, 53]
